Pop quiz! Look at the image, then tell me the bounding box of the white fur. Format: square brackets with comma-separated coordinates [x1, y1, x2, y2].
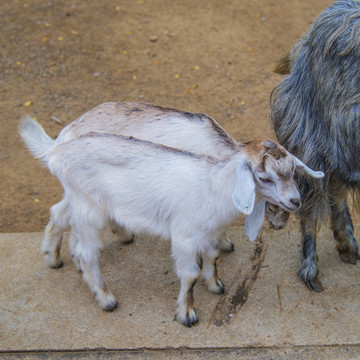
[232, 160, 256, 215]
[53, 102, 241, 251]
[245, 200, 266, 242]
[45, 102, 295, 240]
[19, 110, 323, 327]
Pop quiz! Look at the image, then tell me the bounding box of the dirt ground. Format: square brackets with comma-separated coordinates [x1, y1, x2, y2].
[1, 0, 333, 233]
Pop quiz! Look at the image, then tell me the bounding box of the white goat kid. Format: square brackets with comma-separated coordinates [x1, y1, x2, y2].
[50, 102, 240, 255]
[43, 102, 289, 263]
[20, 115, 324, 327]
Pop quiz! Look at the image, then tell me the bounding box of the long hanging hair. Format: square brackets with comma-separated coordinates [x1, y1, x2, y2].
[270, 0, 360, 222]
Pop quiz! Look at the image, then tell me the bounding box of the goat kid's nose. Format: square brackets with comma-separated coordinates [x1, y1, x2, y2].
[290, 198, 301, 207]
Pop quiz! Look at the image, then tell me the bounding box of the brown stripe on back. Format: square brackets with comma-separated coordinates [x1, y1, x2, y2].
[124, 105, 145, 117]
[78, 132, 217, 163]
[203, 114, 238, 149]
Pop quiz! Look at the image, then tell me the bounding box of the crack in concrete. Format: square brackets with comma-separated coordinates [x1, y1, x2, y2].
[208, 237, 268, 327]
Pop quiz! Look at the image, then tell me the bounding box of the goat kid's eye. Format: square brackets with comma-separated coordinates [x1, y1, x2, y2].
[259, 177, 273, 184]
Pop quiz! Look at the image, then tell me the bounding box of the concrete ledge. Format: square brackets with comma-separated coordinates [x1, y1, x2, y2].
[2, 346, 360, 360]
[1, 226, 360, 357]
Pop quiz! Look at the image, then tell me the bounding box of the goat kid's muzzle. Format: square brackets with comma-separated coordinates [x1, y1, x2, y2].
[280, 198, 302, 212]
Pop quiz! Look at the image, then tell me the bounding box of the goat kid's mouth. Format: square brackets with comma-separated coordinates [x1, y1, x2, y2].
[268, 220, 282, 230]
[280, 202, 301, 212]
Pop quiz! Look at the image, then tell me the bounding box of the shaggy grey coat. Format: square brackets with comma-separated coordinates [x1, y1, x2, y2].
[270, 0, 360, 291]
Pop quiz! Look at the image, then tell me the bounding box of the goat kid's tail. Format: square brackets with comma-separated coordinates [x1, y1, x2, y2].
[19, 116, 55, 165]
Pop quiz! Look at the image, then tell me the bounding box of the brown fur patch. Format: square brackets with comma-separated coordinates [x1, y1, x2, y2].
[243, 139, 286, 160]
[245, 140, 289, 174]
[186, 279, 197, 310]
[262, 140, 288, 160]
[55, 239, 62, 261]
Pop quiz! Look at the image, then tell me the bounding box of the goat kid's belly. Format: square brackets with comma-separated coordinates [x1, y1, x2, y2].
[66, 192, 227, 250]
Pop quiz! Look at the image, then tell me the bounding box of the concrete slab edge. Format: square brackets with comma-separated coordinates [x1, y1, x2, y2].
[2, 344, 360, 360]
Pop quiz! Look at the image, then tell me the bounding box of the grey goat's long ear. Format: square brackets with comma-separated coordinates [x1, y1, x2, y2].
[245, 200, 266, 242]
[293, 155, 325, 179]
[232, 160, 256, 215]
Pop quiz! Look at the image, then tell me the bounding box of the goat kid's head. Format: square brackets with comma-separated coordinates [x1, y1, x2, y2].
[232, 140, 324, 241]
[264, 146, 326, 231]
[265, 203, 290, 230]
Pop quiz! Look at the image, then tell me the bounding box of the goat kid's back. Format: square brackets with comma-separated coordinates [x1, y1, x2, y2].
[57, 102, 238, 158]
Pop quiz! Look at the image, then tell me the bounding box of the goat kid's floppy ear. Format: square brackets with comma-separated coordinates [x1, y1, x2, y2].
[232, 160, 256, 215]
[245, 200, 266, 242]
[293, 155, 325, 179]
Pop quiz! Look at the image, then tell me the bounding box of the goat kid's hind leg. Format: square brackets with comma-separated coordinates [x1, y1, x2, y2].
[173, 247, 201, 327]
[68, 230, 81, 272]
[298, 216, 323, 292]
[329, 181, 360, 264]
[74, 225, 118, 311]
[218, 232, 234, 253]
[201, 245, 225, 294]
[41, 199, 69, 268]
[110, 220, 135, 244]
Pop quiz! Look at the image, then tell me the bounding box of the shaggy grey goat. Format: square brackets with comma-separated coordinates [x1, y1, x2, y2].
[270, 0, 360, 291]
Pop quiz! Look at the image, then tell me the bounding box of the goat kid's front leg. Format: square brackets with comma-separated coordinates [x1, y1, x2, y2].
[298, 216, 323, 292]
[173, 247, 201, 327]
[201, 245, 225, 294]
[41, 199, 69, 268]
[329, 181, 360, 264]
[218, 232, 234, 253]
[74, 226, 118, 311]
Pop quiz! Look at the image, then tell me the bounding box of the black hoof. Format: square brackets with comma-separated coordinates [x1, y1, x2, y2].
[183, 312, 199, 328]
[305, 277, 324, 292]
[215, 279, 225, 294]
[103, 300, 118, 312]
[176, 307, 199, 328]
[50, 260, 64, 269]
[221, 242, 235, 253]
[339, 251, 360, 265]
[123, 235, 135, 244]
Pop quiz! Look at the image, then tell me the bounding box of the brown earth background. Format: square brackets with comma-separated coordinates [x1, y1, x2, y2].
[1, 0, 334, 233]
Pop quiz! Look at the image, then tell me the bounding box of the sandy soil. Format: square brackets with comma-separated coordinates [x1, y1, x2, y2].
[1, 0, 332, 232]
